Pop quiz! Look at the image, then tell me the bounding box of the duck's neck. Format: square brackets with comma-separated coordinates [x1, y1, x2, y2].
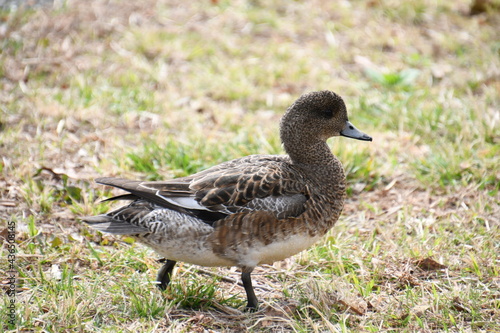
[283, 135, 346, 191]
[283, 136, 335, 166]
[284, 136, 346, 231]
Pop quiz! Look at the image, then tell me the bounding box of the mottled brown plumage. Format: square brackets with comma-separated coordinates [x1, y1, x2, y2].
[82, 90, 372, 310]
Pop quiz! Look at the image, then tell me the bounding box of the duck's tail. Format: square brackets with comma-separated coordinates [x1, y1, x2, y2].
[81, 200, 155, 235]
[81, 214, 151, 235]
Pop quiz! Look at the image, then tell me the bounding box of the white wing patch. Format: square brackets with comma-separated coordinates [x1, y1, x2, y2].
[156, 191, 210, 211]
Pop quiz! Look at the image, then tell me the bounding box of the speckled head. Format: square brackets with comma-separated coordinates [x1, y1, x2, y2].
[280, 90, 372, 147]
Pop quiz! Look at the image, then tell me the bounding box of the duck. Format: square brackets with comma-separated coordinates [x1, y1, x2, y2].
[82, 90, 372, 310]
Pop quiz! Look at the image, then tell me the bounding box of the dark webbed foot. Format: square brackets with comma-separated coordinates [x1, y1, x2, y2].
[241, 270, 259, 311]
[156, 259, 177, 291]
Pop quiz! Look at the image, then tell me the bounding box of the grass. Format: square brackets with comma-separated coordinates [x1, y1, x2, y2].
[1, 0, 499, 331]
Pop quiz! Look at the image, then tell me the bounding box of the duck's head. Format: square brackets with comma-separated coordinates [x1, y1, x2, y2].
[280, 90, 372, 144]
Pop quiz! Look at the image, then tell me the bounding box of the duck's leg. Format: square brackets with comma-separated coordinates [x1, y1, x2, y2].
[156, 259, 177, 291]
[241, 269, 259, 310]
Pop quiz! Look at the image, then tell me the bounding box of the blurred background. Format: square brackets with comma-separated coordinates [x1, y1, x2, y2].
[1, 0, 498, 331]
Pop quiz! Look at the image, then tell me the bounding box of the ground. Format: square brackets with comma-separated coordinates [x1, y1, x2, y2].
[0, 0, 499, 332]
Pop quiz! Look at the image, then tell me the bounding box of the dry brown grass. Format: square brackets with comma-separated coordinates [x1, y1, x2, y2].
[1, 0, 499, 331]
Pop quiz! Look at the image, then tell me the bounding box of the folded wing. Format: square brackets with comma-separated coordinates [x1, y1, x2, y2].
[98, 155, 309, 224]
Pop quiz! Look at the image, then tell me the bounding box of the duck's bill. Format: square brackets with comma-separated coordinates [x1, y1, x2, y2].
[340, 121, 372, 141]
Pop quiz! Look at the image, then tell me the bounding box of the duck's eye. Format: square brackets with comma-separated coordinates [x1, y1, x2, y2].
[324, 109, 334, 117]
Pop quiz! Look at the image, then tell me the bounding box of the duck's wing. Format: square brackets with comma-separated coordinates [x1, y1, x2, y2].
[97, 155, 309, 223]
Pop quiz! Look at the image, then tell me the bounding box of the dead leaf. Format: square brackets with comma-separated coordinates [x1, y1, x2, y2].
[50, 236, 63, 248]
[337, 299, 366, 315]
[264, 299, 299, 317]
[0, 227, 9, 240]
[415, 258, 447, 271]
